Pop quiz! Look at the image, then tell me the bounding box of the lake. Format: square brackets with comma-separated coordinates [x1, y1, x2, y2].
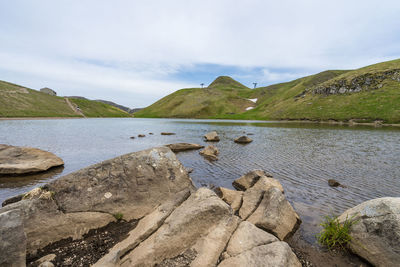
[1, 118, 399, 243]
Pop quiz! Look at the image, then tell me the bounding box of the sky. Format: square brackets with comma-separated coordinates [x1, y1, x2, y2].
[0, 0, 399, 108]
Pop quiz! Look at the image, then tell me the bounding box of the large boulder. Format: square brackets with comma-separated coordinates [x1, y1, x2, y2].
[338, 197, 400, 267]
[116, 188, 239, 267]
[0, 147, 195, 255]
[204, 131, 220, 142]
[247, 187, 301, 240]
[0, 209, 26, 267]
[239, 176, 284, 220]
[166, 143, 204, 152]
[0, 144, 64, 175]
[199, 145, 219, 161]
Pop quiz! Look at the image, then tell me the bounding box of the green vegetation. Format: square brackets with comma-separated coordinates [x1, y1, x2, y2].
[136, 59, 400, 123]
[0, 80, 131, 118]
[69, 98, 131, 117]
[317, 215, 358, 250]
[113, 212, 124, 221]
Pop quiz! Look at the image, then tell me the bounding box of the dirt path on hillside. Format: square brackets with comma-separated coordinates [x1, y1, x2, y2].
[64, 97, 86, 118]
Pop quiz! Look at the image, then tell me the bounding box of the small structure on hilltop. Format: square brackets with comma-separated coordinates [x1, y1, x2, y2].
[40, 87, 57, 96]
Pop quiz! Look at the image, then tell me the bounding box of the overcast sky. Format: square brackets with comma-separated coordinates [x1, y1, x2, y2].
[1, 0, 399, 108]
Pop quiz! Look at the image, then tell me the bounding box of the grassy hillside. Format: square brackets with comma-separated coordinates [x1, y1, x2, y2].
[135, 76, 254, 118]
[0, 80, 131, 118]
[136, 59, 400, 123]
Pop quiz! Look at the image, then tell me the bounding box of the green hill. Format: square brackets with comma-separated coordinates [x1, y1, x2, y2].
[135, 59, 400, 123]
[0, 80, 131, 118]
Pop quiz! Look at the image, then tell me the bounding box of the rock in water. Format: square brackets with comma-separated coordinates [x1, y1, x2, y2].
[0, 209, 26, 267]
[199, 145, 219, 161]
[161, 132, 175, 135]
[234, 136, 253, 144]
[328, 179, 341, 187]
[138, 134, 145, 137]
[338, 197, 400, 267]
[166, 143, 204, 152]
[204, 131, 220, 142]
[0, 144, 64, 175]
[0, 147, 195, 255]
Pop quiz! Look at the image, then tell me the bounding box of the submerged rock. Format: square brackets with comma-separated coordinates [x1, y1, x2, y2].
[234, 136, 253, 144]
[0, 144, 64, 175]
[328, 179, 341, 187]
[166, 143, 204, 152]
[138, 134, 145, 137]
[199, 145, 219, 161]
[204, 131, 220, 142]
[338, 197, 400, 267]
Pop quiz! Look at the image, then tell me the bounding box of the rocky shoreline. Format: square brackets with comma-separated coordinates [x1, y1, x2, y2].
[1, 137, 399, 266]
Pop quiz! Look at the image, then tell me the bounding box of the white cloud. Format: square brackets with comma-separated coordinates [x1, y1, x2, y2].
[0, 0, 399, 107]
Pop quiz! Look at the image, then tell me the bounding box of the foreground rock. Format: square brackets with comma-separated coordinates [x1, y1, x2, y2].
[0, 144, 64, 175]
[0, 147, 194, 255]
[238, 175, 284, 220]
[216, 187, 243, 213]
[199, 145, 219, 161]
[247, 188, 301, 240]
[165, 143, 204, 152]
[102, 188, 239, 267]
[0, 209, 26, 266]
[338, 197, 400, 267]
[233, 169, 273, 191]
[234, 135, 253, 144]
[204, 131, 220, 141]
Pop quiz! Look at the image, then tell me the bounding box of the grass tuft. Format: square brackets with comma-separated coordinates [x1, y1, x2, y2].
[316, 215, 358, 250]
[113, 212, 124, 221]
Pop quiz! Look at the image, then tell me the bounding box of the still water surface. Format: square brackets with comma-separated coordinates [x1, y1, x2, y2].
[1, 118, 399, 243]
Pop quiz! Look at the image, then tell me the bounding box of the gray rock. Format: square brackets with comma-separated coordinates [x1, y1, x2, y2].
[119, 188, 239, 267]
[39, 262, 54, 267]
[0, 144, 64, 175]
[199, 145, 219, 161]
[215, 187, 243, 213]
[218, 241, 301, 267]
[239, 176, 284, 220]
[233, 170, 271, 191]
[247, 188, 301, 240]
[166, 143, 204, 152]
[234, 136, 253, 144]
[225, 221, 278, 257]
[0, 147, 195, 255]
[338, 197, 400, 267]
[0, 209, 26, 267]
[204, 131, 220, 142]
[34, 254, 56, 266]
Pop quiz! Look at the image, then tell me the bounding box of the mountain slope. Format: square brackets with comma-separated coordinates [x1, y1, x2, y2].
[134, 76, 254, 118]
[136, 59, 400, 123]
[0, 81, 131, 118]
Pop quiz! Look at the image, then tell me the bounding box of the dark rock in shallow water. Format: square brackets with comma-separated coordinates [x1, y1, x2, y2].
[166, 143, 204, 152]
[234, 136, 253, 144]
[130, 136, 135, 139]
[138, 134, 145, 137]
[328, 179, 341, 187]
[161, 132, 176, 135]
[0, 144, 64, 175]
